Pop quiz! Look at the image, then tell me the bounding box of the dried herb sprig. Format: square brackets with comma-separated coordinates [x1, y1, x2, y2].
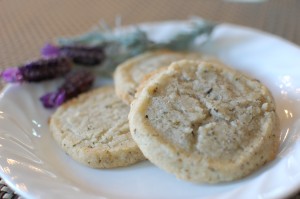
[40, 70, 94, 108]
[42, 44, 105, 66]
[1, 56, 72, 83]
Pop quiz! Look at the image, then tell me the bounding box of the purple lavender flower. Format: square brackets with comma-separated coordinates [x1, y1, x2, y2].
[41, 43, 105, 66]
[39, 90, 66, 108]
[40, 70, 94, 108]
[1, 68, 23, 82]
[1, 56, 73, 83]
[41, 43, 60, 57]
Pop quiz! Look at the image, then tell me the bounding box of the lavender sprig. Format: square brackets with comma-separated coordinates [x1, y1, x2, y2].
[42, 44, 105, 66]
[40, 70, 94, 108]
[1, 56, 72, 83]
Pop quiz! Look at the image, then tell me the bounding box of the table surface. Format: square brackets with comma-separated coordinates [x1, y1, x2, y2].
[0, 0, 299, 198]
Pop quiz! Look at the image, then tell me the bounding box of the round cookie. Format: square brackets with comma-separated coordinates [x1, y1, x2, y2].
[50, 86, 145, 168]
[114, 49, 218, 104]
[129, 60, 279, 183]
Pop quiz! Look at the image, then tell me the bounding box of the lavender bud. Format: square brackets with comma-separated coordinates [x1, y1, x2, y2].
[40, 70, 94, 108]
[41, 43, 60, 57]
[1, 56, 73, 83]
[41, 43, 105, 66]
[59, 45, 105, 66]
[1, 68, 22, 82]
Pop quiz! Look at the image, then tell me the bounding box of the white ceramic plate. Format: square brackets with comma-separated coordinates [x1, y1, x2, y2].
[1, 21, 300, 199]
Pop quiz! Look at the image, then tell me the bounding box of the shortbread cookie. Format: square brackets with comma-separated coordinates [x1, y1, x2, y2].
[114, 49, 218, 104]
[129, 60, 279, 183]
[50, 86, 145, 168]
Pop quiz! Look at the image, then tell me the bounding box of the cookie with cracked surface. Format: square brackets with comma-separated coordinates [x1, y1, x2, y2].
[114, 49, 218, 104]
[129, 60, 280, 183]
[50, 86, 145, 168]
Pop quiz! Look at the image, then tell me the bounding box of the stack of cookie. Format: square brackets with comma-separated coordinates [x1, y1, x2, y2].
[49, 49, 279, 183]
